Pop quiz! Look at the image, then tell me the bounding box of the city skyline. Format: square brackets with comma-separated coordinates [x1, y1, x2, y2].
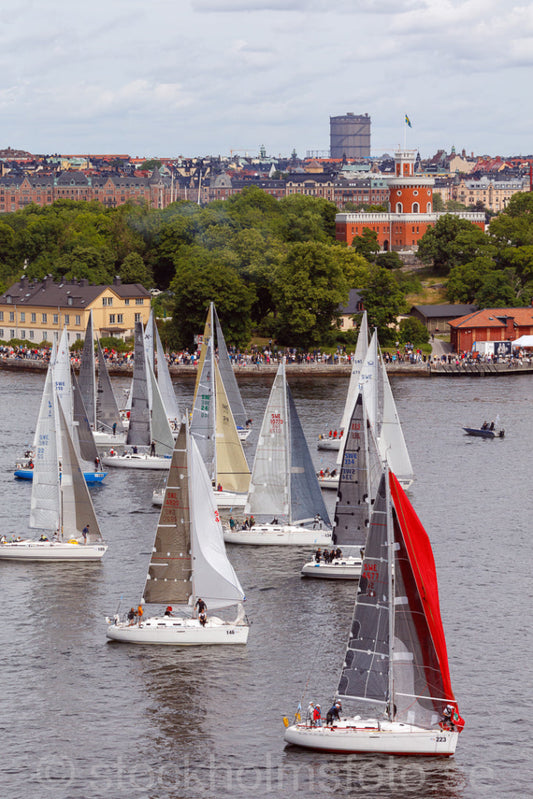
[2, 1, 532, 159]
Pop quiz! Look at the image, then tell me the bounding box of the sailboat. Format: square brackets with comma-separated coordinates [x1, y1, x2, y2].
[284, 468, 464, 755]
[224, 361, 332, 546]
[1, 367, 107, 561]
[185, 334, 250, 509]
[317, 311, 368, 452]
[301, 393, 381, 579]
[102, 321, 175, 470]
[106, 421, 249, 644]
[318, 329, 414, 491]
[14, 328, 107, 484]
[145, 310, 181, 432]
[77, 311, 127, 447]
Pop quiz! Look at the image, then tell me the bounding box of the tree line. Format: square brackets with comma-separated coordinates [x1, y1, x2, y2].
[1, 187, 531, 349]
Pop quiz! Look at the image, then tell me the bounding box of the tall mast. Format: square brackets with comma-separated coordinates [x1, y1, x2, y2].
[386, 465, 395, 719]
[282, 360, 291, 523]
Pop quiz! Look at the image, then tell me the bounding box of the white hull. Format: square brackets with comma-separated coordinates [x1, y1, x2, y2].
[237, 428, 252, 442]
[102, 453, 171, 470]
[152, 488, 248, 509]
[284, 718, 458, 756]
[301, 555, 362, 579]
[317, 437, 341, 451]
[93, 430, 127, 447]
[224, 524, 332, 546]
[106, 615, 249, 645]
[0, 540, 107, 561]
[213, 490, 247, 509]
[318, 475, 339, 490]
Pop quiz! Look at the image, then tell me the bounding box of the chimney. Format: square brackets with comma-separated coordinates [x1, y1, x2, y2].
[113, 275, 122, 286]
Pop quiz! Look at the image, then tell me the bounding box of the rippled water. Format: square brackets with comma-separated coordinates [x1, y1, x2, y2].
[0, 368, 531, 798]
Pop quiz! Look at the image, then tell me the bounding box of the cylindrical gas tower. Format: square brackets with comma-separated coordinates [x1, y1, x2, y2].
[330, 113, 371, 159]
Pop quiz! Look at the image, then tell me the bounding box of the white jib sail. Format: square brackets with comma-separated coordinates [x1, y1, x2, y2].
[245, 361, 290, 518]
[53, 327, 73, 456]
[155, 324, 180, 422]
[378, 362, 413, 484]
[147, 359, 175, 456]
[30, 366, 61, 532]
[189, 433, 245, 610]
[359, 330, 379, 433]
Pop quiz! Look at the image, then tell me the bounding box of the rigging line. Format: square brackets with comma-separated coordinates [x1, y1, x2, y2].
[296, 636, 328, 719]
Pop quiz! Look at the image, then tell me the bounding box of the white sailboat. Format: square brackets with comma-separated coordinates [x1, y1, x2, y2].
[189, 334, 250, 509]
[1, 368, 107, 561]
[318, 329, 414, 491]
[102, 321, 174, 470]
[224, 361, 332, 546]
[145, 310, 181, 432]
[106, 422, 249, 645]
[317, 311, 368, 452]
[212, 304, 251, 441]
[284, 468, 464, 755]
[78, 312, 126, 447]
[301, 393, 381, 579]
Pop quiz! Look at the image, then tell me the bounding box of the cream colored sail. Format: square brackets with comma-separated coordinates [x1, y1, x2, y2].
[214, 363, 250, 494]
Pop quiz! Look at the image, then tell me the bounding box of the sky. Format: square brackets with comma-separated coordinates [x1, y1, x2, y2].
[1, 0, 532, 160]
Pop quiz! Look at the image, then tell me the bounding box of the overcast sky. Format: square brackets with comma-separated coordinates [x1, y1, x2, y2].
[1, 0, 532, 159]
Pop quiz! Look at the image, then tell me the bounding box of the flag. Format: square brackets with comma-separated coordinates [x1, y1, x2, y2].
[405, 114, 412, 128]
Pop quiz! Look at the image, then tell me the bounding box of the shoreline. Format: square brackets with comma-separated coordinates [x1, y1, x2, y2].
[1, 357, 532, 378]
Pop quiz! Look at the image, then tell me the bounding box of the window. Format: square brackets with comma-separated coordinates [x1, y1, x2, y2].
[135, 298, 144, 305]
[20, 312, 25, 322]
[10, 329, 15, 338]
[134, 313, 141, 322]
[75, 315, 81, 325]
[42, 313, 47, 323]
[20, 330, 25, 339]
[0, 312, 3, 321]
[9, 311, 14, 321]
[413, 190, 419, 196]
[125, 299, 130, 305]
[29, 330, 34, 340]
[0, 328, 4, 338]
[117, 314, 123, 323]
[76, 333, 81, 341]
[102, 297, 112, 306]
[31, 313, 36, 322]
[427, 202, 432, 213]
[109, 314, 116, 324]
[395, 202, 403, 213]
[64, 314, 70, 324]
[53, 314, 59, 324]
[412, 202, 420, 213]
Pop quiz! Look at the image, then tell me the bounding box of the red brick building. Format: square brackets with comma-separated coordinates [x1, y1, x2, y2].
[448, 307, 533, 352]
[336, 150, 485, 251]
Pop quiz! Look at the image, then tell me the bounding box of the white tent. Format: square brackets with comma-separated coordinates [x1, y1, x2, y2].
[511, 335, 533, 349]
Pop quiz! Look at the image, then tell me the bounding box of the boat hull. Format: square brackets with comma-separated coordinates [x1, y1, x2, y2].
[106, 615, 249, 645]
[102, 454, 171, 470]
[14, 469, 107, 484]
[317, 438, 341, 451]
[463, 427, 503, 439]
[93, 430, 127, 447]
[301, 555, 362, 579]
[237, 427, 252, 442]
[152, 489, 248, 509]
[224, 524, 332, 546]
[284, 719, 458, 756]
[0, 541, 107, 561]
[318, 475, 339, 490]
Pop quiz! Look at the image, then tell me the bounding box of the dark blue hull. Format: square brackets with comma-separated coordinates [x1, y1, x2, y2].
[14, 469, 107, 484]
[463, 427, 504, 438]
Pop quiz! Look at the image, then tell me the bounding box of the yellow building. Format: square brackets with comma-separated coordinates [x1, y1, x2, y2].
[0, 276, 151, 344]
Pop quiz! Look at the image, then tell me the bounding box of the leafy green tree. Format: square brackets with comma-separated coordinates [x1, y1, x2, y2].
[169, 261, 255, 349]
[359, 265, 407, 342]
[446, 256, 516, 304]
[376, 251, 403, 269]
[417, 215, 491, 275]
[277, 195, 337, 243]
[272, 241, 349, 347]
[351, 228, 379, 261]
[140, 159, 162, 171]
[120, 252, 153, 287]
[398, 317, 430, 346]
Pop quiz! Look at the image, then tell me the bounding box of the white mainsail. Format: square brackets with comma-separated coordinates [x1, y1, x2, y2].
[213, 304, 247, 429]
[190, 336, 216, 480]
[29, 365, 60, 532]
[155, 323, 180, 422]
[339, 310, 369, 436]
[189, 433, 246, 610]
[147, 359, 175, 456]
[78, 310, 96, 428]
[214, 365, 250, 494]
[246, 361, 289, 518]
[378, 361, 413, 486]
[53, 327, 73, 443]
[57, 402, 103, 542]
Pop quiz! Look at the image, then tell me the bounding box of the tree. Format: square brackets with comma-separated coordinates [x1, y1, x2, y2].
[140, 159, 162, 171]
[120, 252, 153, 287]
[169, 261, 255, 349]
[351, 228, 379, 261]
[417, 215, 491, 275]
[398, 317, 430, 347]
[359, 265, 407, 342]
[272, 241, 349, 347]
[376, 251, 403, 269]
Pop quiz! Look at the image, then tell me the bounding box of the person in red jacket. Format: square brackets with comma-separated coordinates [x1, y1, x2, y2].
[313, 704, 322, 727]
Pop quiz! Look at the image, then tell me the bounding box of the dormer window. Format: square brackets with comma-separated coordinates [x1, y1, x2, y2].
[67, 297, 73, 306]
[6, 295, 12, 304]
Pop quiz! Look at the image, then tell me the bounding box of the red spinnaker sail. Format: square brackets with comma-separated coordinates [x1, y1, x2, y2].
[389, 471, 460, 717]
